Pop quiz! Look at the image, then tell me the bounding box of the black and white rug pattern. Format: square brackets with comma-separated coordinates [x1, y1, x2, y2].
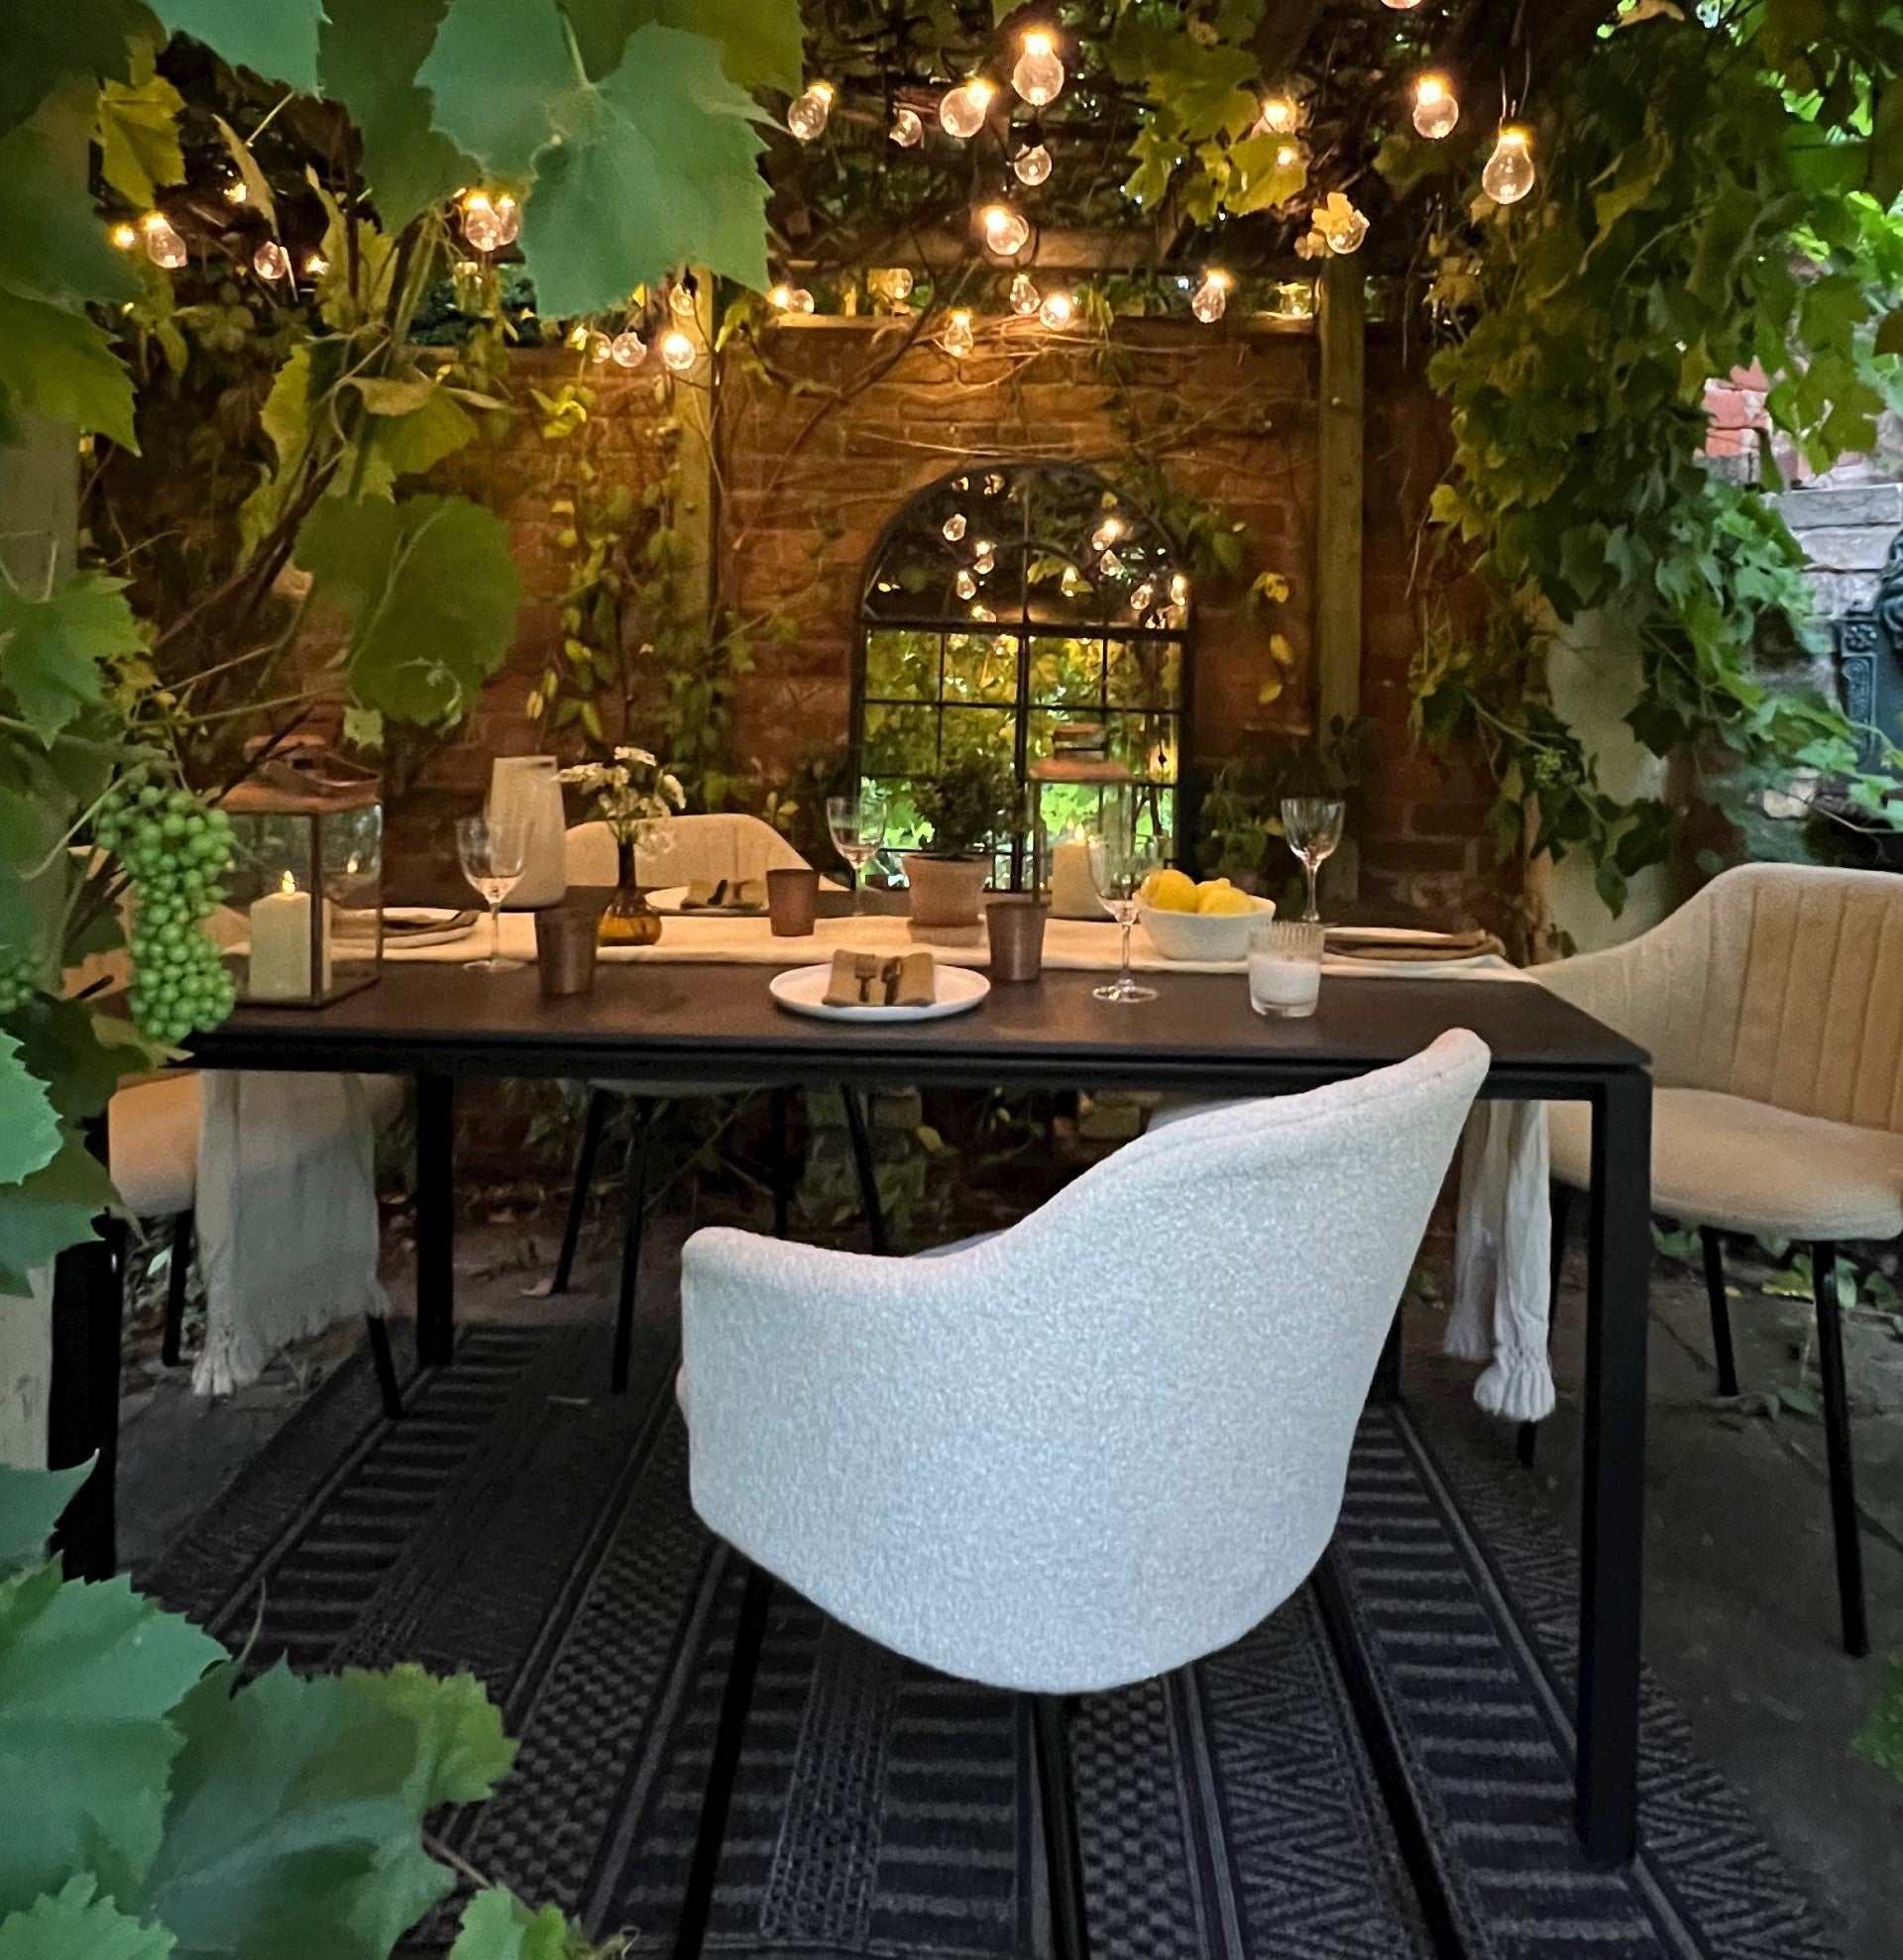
[143, 1325, 1842, 1960]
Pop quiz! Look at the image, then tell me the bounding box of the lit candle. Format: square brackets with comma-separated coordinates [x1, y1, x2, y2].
[249, 870, 328, 1001]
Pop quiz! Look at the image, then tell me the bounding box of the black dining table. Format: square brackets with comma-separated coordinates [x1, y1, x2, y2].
[179, 953, 1655, 1866]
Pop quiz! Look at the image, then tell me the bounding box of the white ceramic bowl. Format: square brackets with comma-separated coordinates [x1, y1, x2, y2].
[1138, 896, 1275, 962]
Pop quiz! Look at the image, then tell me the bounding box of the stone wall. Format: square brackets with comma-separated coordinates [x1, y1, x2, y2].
[398, 318, 1510, 930]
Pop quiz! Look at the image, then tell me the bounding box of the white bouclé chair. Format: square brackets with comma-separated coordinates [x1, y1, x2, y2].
[668, 1031, 1490, 1960]
[1534, 861, 1903, 1656]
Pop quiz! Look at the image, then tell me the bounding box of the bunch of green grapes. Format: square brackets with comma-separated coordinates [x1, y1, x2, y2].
[0, 943, 41, 1016]
[94, 779, 238, 1044]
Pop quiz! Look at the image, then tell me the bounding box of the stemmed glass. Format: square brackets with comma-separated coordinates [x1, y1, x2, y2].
[827, 789, 888, 914]
[1281, 797, 1344, 925]
[456, 815, 526, 972]
[1087, 814, 1162, 1005]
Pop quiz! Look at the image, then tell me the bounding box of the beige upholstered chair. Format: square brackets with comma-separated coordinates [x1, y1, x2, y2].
[1536, 861, 1903, 1655]
[563, 812, 811, 892]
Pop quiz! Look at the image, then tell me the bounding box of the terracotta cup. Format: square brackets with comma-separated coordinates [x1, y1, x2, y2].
[535, 903, 603, 999]
[986, 897, 1049, 982]
[767, 865, 822, 936]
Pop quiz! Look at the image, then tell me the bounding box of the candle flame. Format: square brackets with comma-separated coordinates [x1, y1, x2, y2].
[278, 870, 297, 896]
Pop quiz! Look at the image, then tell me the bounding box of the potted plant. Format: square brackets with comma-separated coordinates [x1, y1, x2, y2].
[558, 746, 687, 944]
[908, 753, 1020, 928]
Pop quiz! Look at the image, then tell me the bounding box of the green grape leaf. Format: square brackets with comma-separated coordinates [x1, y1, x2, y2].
[0, 289, 137, 450]
[319, 0, 479, 235]
[0, 0, 145, 136]
[338, 1665, 515, 1810]
[0, 1877, 174, 1960]
[0, 571, 144, 747]
[0, 1462, 93, 1579]
[294, 493, 522, 728]
[147, 0, 325, 93]
[7, 1000, 162, 1124]
[0, 1563, 222, 1916]
[519, 23, 769, 317]
[558, 0, 804, 93]
[141, 1660, 502, 1960]
[417, 0, 581, 181]
[210, 115, 276, 227]
[366, 385, 478, 480]
[0, 105, 141, 310]
[446, 1889, 575, 1960]
[96, 70, 185, 209]
[0, 1135, 118, 1296]
[0, 1036, 61, 1189]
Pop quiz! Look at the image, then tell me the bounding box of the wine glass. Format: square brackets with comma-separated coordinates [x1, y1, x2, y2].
[456, 815, 526, 972]
[827, 789, 888, 914]
[1281, 797, 1344, 925]
[1086, 815, 1162, 1005]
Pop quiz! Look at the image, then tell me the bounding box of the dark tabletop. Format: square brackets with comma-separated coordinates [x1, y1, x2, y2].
[185, 959, 1648, 1098]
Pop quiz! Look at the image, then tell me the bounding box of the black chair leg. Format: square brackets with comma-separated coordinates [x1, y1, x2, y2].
[552, 1089, 611, 1295]
[771, 1088, 790, 1241]
[364, 1315, 403, 1420]
[672, 1560, 774, 1960]
[611, 1100, 653, 1395]
[1033, 1694, 1091, 1960]
[1812, 1242, 1869, 1657]
[840, 1087, 888, 1254]
[1700, 1226, 1740, 1397]
[161, 1209, 193, 1367]
[1517, 1180, 1572, 1469]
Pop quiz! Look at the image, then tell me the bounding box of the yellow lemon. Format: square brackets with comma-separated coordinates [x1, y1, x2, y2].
[1197, 883, 1258, 917]
[1145, 868, 1200, 912]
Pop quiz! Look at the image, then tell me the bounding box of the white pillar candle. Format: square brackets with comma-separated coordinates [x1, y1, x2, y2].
[249, 872, 328, 1002]
[1050, 838, 1109, 920]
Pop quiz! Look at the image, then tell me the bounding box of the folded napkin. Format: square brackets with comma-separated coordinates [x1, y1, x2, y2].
[1324, 926, 1506, 963]
[683, 877, 765, 911]
[823, 948, 937, 1007]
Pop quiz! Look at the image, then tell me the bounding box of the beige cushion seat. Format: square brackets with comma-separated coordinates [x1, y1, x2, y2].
[1547, 1090, 1903, 1242]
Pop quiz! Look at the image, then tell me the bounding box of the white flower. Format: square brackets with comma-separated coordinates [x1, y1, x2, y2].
[614, 745, 658, 768]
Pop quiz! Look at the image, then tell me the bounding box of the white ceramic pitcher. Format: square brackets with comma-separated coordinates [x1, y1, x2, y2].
[488, 755, 568, 909]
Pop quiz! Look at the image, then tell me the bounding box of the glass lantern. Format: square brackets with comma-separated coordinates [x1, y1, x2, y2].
[223, 748, 384, 1006]
[1028, 722, 1132, 916]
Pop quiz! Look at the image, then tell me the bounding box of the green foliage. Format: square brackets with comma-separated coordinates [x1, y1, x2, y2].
[0, 1033, 61, 1187]
[914, 750, 1019, 857]
[0, 1878, 173, 1960]
[1855, 1649, 1903, 1787]
[0, 571, 143, 747]
[148, 0, 326, 94]
[0, 1463, 91, 1579]
[296, 494, 524, 727]
[448, 1890, 596, 1960]
[1198, 716, 1371, 884]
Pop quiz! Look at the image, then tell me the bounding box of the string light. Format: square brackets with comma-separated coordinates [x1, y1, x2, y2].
[669, 281, 698, 318]
[1411, 74, 1460, 141]
[768, 283, 816, 313]
[787, 80, 834, 142]
[970, 602, 996, 622]
[252, 240, 290, 280]
[981, 200, 1030, 256]
[141, 211, 187, 270]
[1013, 141, 1053, 186]
[943, 309, 975, 359]
[492, 194, 520, 245]
[1038, 288, 1075, 328]
[1190, 269, 1231, 323]
[567, 323, 590, 350]
[972, 538, 996, 574]
[1089, 515, 1123, 553]
[610, 329, 646, 368]
[943, 512, 967, 541]
[460, 190, 510, 253]
[1171, 572, 1190, 606]
[868, 266, 915, 302]
[1382, 0, 1424, 9]
[222, 176, 248, 205]
[660, 328, 699, 372]
[109, 222, 138, 250]
[1011, 29, 1065, 107]
[1254, 94, 1299, 137]
[590, 334, 613, 363]
[1482, 123, 1537, 203]
[303, 250, 329, 276]
[955, 569, 978, 599]
[940, 78, 994, 140]
[889, 105, 924, 147]
[1130, 583, 1155, 613]
[1010, 272, 1042, 315]
[1275, 141, 1303, 171]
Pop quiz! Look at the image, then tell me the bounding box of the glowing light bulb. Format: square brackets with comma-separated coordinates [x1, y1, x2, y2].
[972, 539, 996, 573]
[889, 105, 924, 148]
[1412, 73, 1459, 141]
[981, 200, 1030, 257]
[1009, 272, 1041, 316]
[303, 251, 329, 277]
[1098, 549, 1123, 577]
[1383, 0, 1424, 8]
[493, 193, 520, 245]
[669, 282, 698, 318]
[1482, 123, 1537, 204]
[567, 323, 590, 350]
[223, 176, 247, 204]
[610, 330, 646, 368]
[1013, 141, 1053, 186]
[1171, 572, 1190, 605]
[1255, 94, 1299, 137]
[1089, 516, 1123, 553]
[1037, 288, 1074, 328]
[1130, 584, 1155, 613]
[955, 569, 977, 599]
[109, 222, 138, 251]
[970, 602, 996, 622]
[940, 78, 994, 140]
[870, 267, 914, 301]
[768, 283, 815, 313]
[1190, 269, 1231, 323]
[943, 512, 967, 542]
[252, 239, 290, 280]
[660, 329, 698, 372]
[1275, 142, 1302, 171]
[1061, 566, 1085, 598]
[590, 334, 612, 363]
[141, 212, 186, 270]
[787, 81, 834, 142]
[1328, 205, 1368, 255]
[943, 309, 975, 359]
[1012, 29, 1065, 107]
[461, 190, 505, 253]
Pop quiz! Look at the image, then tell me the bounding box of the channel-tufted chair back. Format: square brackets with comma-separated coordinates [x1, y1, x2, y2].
[679, 1031, 1489, 1694]
[565, 813, 810, 892]
[1535, 862, 1903, 1133]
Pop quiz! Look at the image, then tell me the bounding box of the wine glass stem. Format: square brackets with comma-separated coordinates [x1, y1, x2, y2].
[1119, 916, 1133, 987]
[1303, 859, 1319, 924]
[490, 898, 503, 962]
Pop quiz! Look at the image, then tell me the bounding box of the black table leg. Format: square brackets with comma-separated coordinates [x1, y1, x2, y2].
[415, 1072, 456, 1368]
[841, 1088, 888, 1255]
[49, 1222, 126, 1580]
[1575, 1069, 1651, 1864]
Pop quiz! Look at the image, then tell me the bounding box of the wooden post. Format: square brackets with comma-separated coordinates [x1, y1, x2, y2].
[1314, 257, 1365, 899]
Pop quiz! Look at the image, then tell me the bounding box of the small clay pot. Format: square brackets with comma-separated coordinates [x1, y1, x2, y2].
[905, 853, 990, 928]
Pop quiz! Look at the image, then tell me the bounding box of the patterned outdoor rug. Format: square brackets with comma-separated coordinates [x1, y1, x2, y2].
[143, 1323, 1842, 1960]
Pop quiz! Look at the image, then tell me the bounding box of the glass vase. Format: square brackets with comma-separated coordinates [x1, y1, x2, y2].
[598, 836, 661, 947]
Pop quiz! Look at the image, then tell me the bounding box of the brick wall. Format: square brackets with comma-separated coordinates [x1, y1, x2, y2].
[396, 319, 1507, 926]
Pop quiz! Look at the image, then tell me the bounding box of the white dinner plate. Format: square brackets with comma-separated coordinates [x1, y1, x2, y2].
[768, 962, 991, 1023]
[645, 884, 765, 916]
[381, 906, 479, 947]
